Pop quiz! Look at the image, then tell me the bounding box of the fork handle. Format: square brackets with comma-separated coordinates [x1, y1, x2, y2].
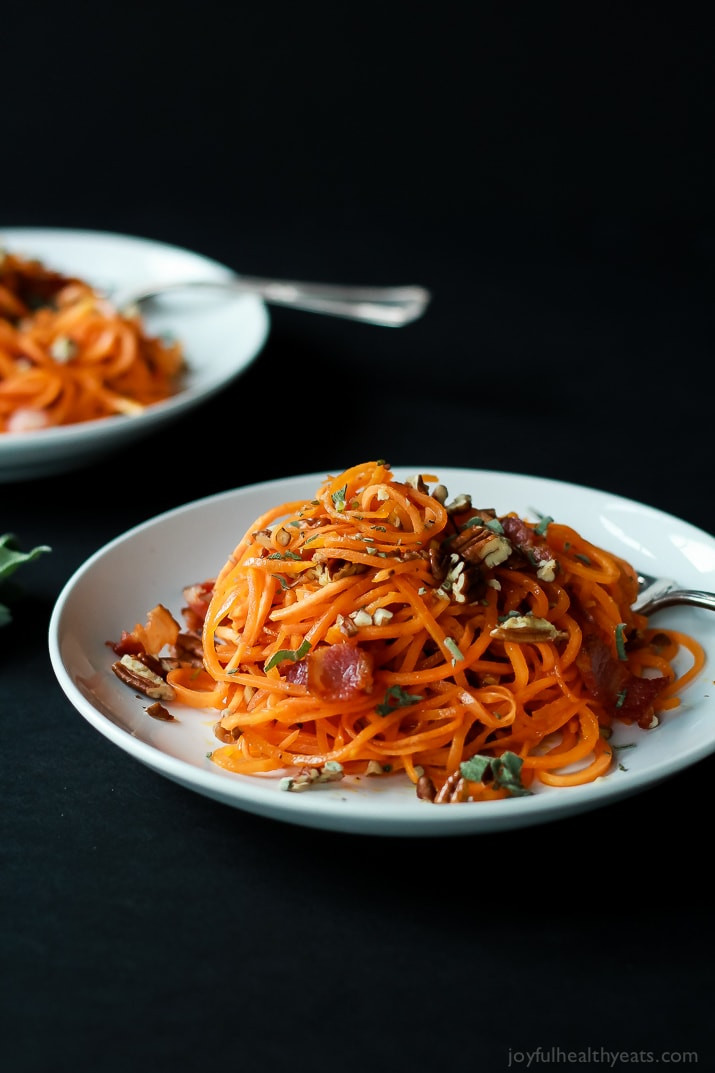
[117, 277, 432, 328]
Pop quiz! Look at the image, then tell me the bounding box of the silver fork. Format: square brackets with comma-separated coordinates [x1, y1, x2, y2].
[633, 572, 715, 616]
[110, 276, 431, 327]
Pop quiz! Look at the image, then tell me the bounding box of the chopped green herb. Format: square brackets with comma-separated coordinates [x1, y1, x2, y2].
[332, 484, 347, 512]
[459, 754, 492, 782]
[485, 517, 504, 534]
[264, 639, 311, 672]
[460, 516, 503, 534]
[460, 751, 532, 796]
[268, 550, 302, 561]
[534, 514, 553, 536]
[376, 684, 423, 716]
[615, 689, 627, 709]
[444, 637, 464, 663]
[615, 622, 628, 661]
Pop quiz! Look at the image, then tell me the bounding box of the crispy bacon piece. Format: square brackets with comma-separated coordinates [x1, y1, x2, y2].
[110, 632, 145, 658]
[308, 643, 374, 700]
[500, 515, 555, 568]
[181, 580, 215, 629]
[108, 603, 180, 658]
[284, 659, 309, 687]
[576, 632, 668, 727]
[284, 643, 374, 701]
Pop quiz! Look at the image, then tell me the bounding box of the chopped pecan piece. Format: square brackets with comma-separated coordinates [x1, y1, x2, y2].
[434, 769, 468, 803]
[405, 473, 430, 494]
[452, 565, 484, 603]
[213, 721, 240, 743]
[536, 558, 558, 582]
[111, 654, 176, 700]
[428, 542, 448, 583]
[313, 558, 367, 585]
[145, 702, 176, 722]
[336, 613, 359, 638]
[490, 614, 567, 643]
[451, 526, 512, 568]
[416, 773, 437, 800]
[172, 630, 204, 664]
[352, 609, 373, 627]
[434, 553, 484, 603]
[279, 761, 345, 792]
[500, 515, 558, 578]
[251, 527, 274, 549]
[133, 652, 167, 678]
[444, 493, 473, 515]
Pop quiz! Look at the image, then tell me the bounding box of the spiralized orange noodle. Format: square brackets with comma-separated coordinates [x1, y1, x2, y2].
[112, 461, 705, 803]
[0, 249, 184, 432]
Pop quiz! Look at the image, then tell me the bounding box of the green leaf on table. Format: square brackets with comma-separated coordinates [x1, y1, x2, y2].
[0, 533, 51, 626]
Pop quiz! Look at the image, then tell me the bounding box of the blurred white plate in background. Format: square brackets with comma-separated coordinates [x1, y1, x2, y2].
[0, 227, 270, 481]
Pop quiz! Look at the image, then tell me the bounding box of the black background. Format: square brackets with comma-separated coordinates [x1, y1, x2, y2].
[3, 4, 714, 1072]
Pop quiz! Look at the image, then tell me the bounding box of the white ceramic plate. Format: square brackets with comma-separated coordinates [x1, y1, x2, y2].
[0, 227, 270, 481]
[48, 467, 715, 837]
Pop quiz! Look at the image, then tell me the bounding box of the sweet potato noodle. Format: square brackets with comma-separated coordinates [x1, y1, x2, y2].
[0, 249, 184, 432]
[111, 461, 705, 803]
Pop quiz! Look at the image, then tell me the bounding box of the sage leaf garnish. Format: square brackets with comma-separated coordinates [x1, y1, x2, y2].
[376, 684, 423, 716]
[264, 639, 311, 671]
[460, 750, 532, 796]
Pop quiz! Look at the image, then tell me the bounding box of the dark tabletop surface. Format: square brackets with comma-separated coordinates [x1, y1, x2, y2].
[3, 5, 714, 1072]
